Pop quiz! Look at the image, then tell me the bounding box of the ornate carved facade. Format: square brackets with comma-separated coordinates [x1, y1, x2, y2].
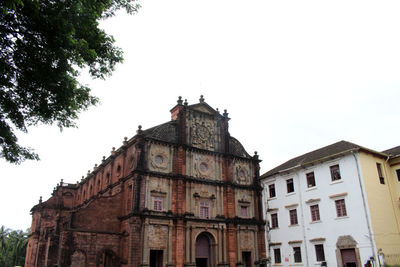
[25, 96, 266, 267]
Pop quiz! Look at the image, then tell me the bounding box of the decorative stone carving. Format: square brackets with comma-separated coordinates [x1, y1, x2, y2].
[193, 154, 215, 179]
[234, 162, 251, 184]
[240, 231, 254, 250]
[149, 144, 171, 173]
[336, 235, 357, 248]
[148, 225, 168, 249]
[188, 114, 216, 150]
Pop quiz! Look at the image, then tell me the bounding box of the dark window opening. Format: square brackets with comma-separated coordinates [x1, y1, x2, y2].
[330, 165, 341, 181]
[306, 172, 316, 187]
[293, 247, 302, 263]
[150, 250, 163, 267]
[335, 199, 347, 217]
[315, 244, 325, 262]
[310, 204, 320, 222]
[397, 169, 400, 182]
[274, 248, 281, 264]
[289, 209, 298, 225]
[268, 184, 276, 198]
[286, 179, 294, 193]
[271, 213, 279, 229]
[377, 163, 385, 184]
[242, 251, 252, 267]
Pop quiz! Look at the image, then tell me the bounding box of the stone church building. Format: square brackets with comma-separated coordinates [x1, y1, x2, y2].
[25, 96, 266, 267]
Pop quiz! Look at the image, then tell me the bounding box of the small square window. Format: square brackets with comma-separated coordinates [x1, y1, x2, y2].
[268, 184, 276, 198]
[287, 179, 294, 193]
[310, 204, 320, 222]
[335, 199, 347, 217]
[274, 248, 281, 264]
[271, 213, 279, 229]
[153, 196, 163, 211]
[293, 247, 302, 263]
[315, 244, 325, 262]
[396, 169, 400, 182]
[330, 165, 341, 181]
[306, 172, 316, 188]
[289, 209, 298, 225]
[200, 202, 210, 219]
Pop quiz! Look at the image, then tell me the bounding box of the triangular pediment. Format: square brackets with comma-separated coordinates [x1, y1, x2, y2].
[189, 102, 218, 115]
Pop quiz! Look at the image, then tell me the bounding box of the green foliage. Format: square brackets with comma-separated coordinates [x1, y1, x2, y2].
[0, 226, 29, 267]
[0, 0, 139, 164]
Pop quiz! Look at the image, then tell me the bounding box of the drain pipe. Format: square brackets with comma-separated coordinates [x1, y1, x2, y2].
[296, 172, 310, 267]
[351, 151, 378, 261]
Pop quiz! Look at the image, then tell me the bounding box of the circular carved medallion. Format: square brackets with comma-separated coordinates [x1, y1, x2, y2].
[199, 162, 208, 173]
[155, 155, 164, 165]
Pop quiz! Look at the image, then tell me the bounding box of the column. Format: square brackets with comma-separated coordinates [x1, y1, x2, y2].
[167, 220, 174, 267]
[141, 219, 149, 267]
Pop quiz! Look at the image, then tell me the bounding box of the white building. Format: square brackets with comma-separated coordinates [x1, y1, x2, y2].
[260, 141, 400, 267]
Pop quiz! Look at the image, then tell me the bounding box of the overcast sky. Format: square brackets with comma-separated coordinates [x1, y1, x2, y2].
[1, 0, 399, 231]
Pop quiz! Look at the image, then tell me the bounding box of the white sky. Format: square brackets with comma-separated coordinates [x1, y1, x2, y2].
[1, 0, 399, 231]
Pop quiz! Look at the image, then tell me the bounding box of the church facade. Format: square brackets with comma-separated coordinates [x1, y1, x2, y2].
[25, 96, 266, 267]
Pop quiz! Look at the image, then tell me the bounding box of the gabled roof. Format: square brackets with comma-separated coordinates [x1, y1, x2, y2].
[261, 140, 382, 178]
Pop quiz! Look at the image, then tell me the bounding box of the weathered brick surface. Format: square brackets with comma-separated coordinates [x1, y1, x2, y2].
[25, 100, 266, 267]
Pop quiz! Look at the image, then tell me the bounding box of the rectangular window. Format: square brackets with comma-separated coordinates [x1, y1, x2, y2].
[271, 213, 279, 229]
[377, 163, 385, 184]
[335, 199, 347, 217]
[397, 169, 400, 182]
[287, 179, 294, 193]
[240, 206, 248, 218]
[289, 209, 298, 225]
[293, 247, 302, 263]
[274, 248, 281, 264]
[310, 204, 320, 222]
[268, 184, 276, 198]
[200, 202, 210, 219]
[153, 196, 163, 211]
[315, 244, 325, 262]
[330, 165, 341, 181]
[306, 172, 316, 187]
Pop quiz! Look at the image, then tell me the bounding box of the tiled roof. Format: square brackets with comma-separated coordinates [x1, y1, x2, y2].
[262, 141, 362, 178]
[382, 145, 400, 158]
[142, 121, 177, 143]
[142, 121, 251, 158]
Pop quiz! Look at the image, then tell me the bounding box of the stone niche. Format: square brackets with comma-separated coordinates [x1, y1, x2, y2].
[186, 152, 222, 180]
[148, 144, 173, 174]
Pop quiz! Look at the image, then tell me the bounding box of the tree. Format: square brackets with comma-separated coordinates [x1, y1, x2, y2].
[0, 226, 28, 267]
[0, 0, 139, 163]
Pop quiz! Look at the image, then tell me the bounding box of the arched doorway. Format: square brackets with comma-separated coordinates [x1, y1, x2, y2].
[336, 236, 361, 267]
[195, 232, 215, 267]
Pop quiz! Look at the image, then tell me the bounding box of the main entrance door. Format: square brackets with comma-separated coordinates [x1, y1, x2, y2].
[196, 233, 213, 267]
